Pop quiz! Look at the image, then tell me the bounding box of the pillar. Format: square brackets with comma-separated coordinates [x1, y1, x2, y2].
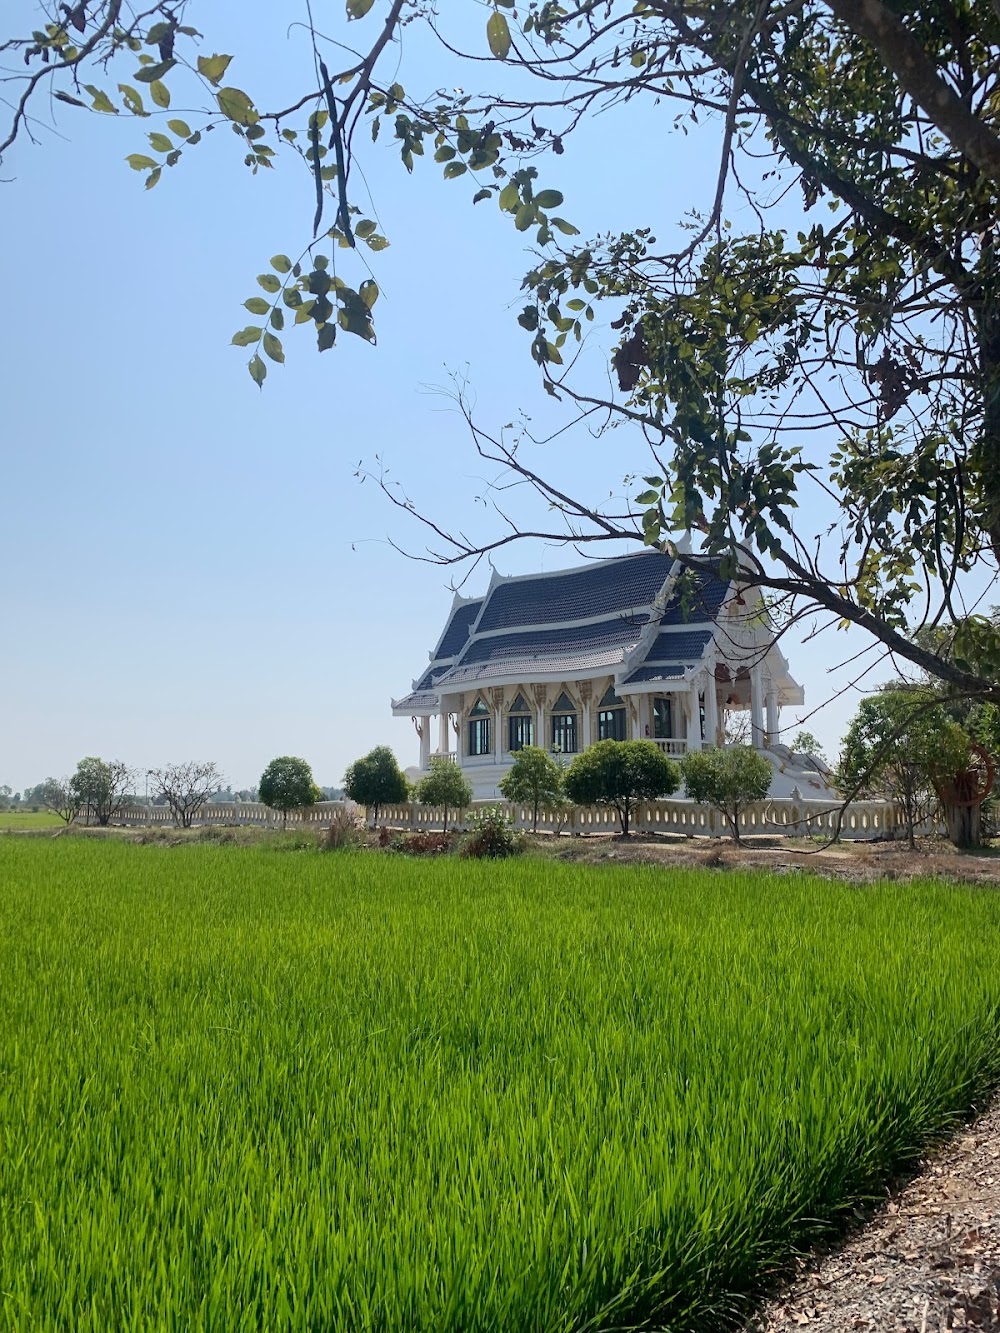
[581, 702, 592, 750]
[438, 698, 451, 755]
[490, 687, 504, 760]
[704, 672, 720, 747]
[750, 668, 765, 749]
[531, 684, 547, 752]
[765, 685, 779, 749]
[687, 680, 703, 751]
[419, 719, 431, 770]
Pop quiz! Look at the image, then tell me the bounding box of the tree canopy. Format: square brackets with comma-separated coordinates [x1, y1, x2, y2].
[563, 739, 679, 835]
[259, 755, 319, 825]
[343, 746, 409, 826]
[679, 746, 773, 844]
[70, 757, 134, 826]
[498, 747, 564, 832]
[416, 758, 472, 832]
[6, 2, 1000, 708]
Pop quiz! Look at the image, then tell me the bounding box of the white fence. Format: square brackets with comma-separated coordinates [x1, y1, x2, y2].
[105, 796, 939, 840]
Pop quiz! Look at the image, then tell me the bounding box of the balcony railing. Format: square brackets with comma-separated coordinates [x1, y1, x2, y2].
[652, 738, 687, 757]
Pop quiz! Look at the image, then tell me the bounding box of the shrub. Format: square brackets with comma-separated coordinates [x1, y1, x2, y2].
[321, 807, 363, 851]
[563, 740, 680, 835]
[680, 746, 772, 844]
[461, 806, 522, 859]
[343, 746, 410, 827]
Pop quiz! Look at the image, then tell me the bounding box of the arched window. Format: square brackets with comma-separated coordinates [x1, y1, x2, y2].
[467, 697, 492, 757]
[597, 684, 627, 742]
[507, 691, 533, 752]
[550, 690, 578, 754]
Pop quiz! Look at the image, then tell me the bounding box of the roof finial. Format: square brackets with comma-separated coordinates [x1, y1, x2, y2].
[675, 530, 692, 555]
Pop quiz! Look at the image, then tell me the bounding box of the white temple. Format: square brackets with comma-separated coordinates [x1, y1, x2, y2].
[392, 550, 832, 801]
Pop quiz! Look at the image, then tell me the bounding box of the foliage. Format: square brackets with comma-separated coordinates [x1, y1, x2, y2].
[416, 758, 473, 832]
[461, 806, 522, 860]
[391, 830, 454, 856]
[838, 687, 971, 847]
[147, 761, 224, 828]
[4, 841, 1000, 1330]
[69, 757, 134, 826]
[320, 806, 363, 852]
[498, 746, 564, 832]
[563, 740, 679, 835]
[680, 747, 773, 844]
[30, 777, 81, 825]
[343, 746, 409, 826]
[258, 756, 319, 827]
[790, 732, 827, 764]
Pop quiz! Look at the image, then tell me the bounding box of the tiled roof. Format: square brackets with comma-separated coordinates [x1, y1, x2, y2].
[392, 690, 439, 712]
[655, 574, 730, 625]
[454, 614, 648, 669]
[414, 664, 451, 692]
[474, 551, 674, 632]
[643, 629, 714, 663]
[435, 599, 483, 659]
[621, 664, 687, 684]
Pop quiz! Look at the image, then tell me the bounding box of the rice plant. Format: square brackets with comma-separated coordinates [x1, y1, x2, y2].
[1, 839, 999, 1332]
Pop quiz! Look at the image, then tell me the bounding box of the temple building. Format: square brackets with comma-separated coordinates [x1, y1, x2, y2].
[392, 549, 813, 801]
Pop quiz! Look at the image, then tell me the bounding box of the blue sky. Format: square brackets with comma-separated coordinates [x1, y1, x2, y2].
[1, 2, 880, 791]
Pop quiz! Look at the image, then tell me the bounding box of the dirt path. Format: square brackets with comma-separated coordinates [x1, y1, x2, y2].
[745, 1101, 1000, 1331]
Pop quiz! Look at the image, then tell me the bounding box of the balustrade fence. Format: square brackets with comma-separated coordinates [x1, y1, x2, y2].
[104, 797, 941, 840]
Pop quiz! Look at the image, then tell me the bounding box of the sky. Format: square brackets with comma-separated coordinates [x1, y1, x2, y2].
[1, 1, 887, 792]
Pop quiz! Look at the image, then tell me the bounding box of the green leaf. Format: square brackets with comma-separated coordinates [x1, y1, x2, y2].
[359, 280, 379, 309]
[270, 307, 285, 331]
[262, 332, 285, 363]
[472, 188, 491, 204]
[148, 132, 173, 153]
[534, 189, 564, 210]
[364, 234, 390, 252]
[145, 167, 161, 190]
[84, 85, 117, 114]
[149, 80, 170, 109]
[216, 86, 257, 125]
[118, 84, 146, 116]
[499, 181, 520, 212]
[635, 490, 661, 506]
[125, 153, 158, 171]
[270, 254, 292, 273]
[443, 161, 467, 179]
[355, 220, 377, 240]
[317, 322, 337, 352]
[232, 326, 264, 347]
[514, 204, 536, 232]
[134, 59, 175, 84]
[248, 354, 267, 387]
[197, 54, 232, 86]
[487, 10, 512, 59]
[167, 118, 191, 138]
[347, 0, 376, 15]
[257, 273, 281, 293]
[551, 217, 580, 236]
[244, 297, 270, 315]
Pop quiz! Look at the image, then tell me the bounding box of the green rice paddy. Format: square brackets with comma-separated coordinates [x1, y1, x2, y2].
[2, 839, 999, 1331]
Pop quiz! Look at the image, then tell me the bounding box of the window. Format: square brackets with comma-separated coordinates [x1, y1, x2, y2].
[550, 690, 578, 754]
[508, 692, 533, 751]
[597, 683, 627, 741]
[652, 696, 673, 740]
[467, 698, 492, 756]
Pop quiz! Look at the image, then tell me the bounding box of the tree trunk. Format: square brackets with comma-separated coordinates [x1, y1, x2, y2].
[942, 799, 982, 850]
[533, 798, 538, 833]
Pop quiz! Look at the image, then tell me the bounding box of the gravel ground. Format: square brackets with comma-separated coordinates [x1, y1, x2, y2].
[745, 1101, 1000, 1332]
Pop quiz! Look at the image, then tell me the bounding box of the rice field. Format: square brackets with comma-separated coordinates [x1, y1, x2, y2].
[2, 839, 1000, 1332]
[0, 809, 63, 830]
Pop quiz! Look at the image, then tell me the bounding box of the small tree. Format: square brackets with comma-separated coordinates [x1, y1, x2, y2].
[32, 777, 81, 825]
[791, 732, 827, 764]
[259, 756, 319, 829]
[70, 757, 134, 826]
[498, 746, 564, 833]
[343, 746, 410, 827]
[563, 739, 679, 837]
[839, 688, 972, 848]
[680, 746, 773, 845]
[148, 762, 226, 829]
[416, 758, 473, 832]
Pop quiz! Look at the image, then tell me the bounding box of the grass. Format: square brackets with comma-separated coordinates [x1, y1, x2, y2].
[2, 840, 1000, 1331]
[0, 809, 63, 830]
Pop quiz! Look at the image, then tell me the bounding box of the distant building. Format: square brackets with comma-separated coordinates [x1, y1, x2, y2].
[393, 549, 827, 801]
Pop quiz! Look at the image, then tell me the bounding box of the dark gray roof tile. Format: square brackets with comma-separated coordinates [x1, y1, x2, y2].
[474, 552, 673, 632]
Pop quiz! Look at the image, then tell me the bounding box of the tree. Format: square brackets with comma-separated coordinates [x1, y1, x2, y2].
[343, 746, 409, 827]
[7, 4, 1000, 712]
[498, 747, 564, 833]
[258, 756, 319, 828]
[838, 688, 972, 848]
[790, 732, 827, 764]
[416, 758, 473, 833]
[680, 747, 773, 845]
[563, 740, 679, 837]
[148, 761, 225, 828]
[31, 777, 81, 825]
[70, 757, 134, 827]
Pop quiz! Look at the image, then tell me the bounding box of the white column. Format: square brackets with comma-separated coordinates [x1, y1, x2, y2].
[438, 699, 451, 755]
[704, 673, 720, 748]
[639, 694, 651, 740]
[750, 668, 765, 749]
[581, 701, 592, 750]
[765, 685, 779, 749]
[533, 687, 546, 752]
[687, 681, 703, 751]
[419, 720, 431, 770]
[494, 706, 503, 759]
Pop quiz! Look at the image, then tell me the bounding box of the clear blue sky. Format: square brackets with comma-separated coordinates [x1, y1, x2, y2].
[1, 2, 877, 791]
